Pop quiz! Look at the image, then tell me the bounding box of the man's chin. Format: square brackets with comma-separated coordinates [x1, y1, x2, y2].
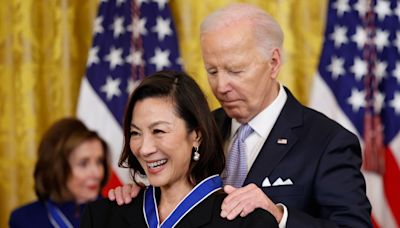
[222, 108, 251, 123]
[223, 108, 241, 119]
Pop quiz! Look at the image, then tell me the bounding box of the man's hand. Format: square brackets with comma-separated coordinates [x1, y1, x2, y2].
[107, 183, 141, 205]
[221, 183, 283, 223]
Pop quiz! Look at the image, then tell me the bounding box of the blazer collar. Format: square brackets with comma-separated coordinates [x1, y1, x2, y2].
[212, 87, 304, 186]
[244, 87, 303, 185]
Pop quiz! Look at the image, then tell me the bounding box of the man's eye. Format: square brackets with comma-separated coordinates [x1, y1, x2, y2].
[207, 69, 217, 75]
[229, 70, 243, 74]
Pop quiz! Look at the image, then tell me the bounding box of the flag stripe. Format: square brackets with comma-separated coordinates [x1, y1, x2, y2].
[310, 74, 360, 136]
[383, 147, 400, 226]
[310, 1, 400, 227]
[77, 78, 129, 183]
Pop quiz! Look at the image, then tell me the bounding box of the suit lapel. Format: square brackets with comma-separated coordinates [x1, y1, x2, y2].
[244, 88, 303, 186]
[213, 88, 305, 186]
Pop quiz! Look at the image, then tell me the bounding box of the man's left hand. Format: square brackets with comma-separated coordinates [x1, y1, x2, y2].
[221, 183, 283, 223]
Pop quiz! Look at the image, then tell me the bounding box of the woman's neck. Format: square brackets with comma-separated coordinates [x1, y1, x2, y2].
[158, 180, 193, 223]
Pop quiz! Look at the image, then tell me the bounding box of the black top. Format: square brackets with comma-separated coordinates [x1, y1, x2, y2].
[80, 190, 278, 228]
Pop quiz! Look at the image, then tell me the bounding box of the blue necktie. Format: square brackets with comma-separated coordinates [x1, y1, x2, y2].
[224, 124, 253, 187]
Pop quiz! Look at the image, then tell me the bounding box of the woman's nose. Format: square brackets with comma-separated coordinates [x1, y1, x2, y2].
[138, 135, 156, 156]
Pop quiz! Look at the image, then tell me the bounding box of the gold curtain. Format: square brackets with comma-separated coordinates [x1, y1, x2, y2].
[0, 0, 327, 227]
[0, 0, 98, 226]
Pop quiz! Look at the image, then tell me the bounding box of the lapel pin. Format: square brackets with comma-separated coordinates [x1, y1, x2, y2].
[277, 138, 288, 144]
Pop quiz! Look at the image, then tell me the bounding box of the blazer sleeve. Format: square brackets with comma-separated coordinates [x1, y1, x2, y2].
[80, 199, 114, 228]
[286, 129, 371, 228]
[80, 201, 95, 228]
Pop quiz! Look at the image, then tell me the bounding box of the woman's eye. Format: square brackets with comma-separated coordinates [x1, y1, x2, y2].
[78, 160, 88, 168]
[153, 129, 165, 134]
[130, 130, 140, 137]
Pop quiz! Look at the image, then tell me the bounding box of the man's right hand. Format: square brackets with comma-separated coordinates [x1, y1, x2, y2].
[107, 183, 141, 205]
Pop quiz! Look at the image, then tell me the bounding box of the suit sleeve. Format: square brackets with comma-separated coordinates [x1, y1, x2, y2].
[286, 129, 371, 228]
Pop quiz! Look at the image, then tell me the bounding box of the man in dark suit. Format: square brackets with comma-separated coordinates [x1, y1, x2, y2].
[109, 3, 371, 227]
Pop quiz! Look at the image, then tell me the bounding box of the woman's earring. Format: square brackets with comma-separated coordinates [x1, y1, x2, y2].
[193, 146, 200, 161]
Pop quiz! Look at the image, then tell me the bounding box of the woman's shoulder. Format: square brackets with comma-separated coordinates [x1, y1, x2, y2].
[10, 200, 46, 216]
[86, 190, 145, 215]
[9, 200, 49, 227]
[210, 191, 278, 227]
[211, 190, 228, 203]
[244, 208, 279, 227]
[81, 190, 147, 227]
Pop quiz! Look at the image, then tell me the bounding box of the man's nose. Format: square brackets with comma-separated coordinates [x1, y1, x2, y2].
[215, 72, 231, 94]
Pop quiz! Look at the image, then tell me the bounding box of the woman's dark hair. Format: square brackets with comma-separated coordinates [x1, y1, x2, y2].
[119, 70, 225, 185]
[34, 118, 110, 202]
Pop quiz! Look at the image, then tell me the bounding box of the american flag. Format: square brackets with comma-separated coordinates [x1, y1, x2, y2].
[310, 0, 400, 227]
[77, 0, 182, 193]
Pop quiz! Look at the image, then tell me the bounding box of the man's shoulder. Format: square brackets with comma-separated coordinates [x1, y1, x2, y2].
[303, 105, 355, 135]
[286, 90, 353, 133]
[282, 89, 358, 143]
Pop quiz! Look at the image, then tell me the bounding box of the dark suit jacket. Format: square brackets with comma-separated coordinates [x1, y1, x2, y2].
[213, 87, 372, 228]
[9, 200, 85, 228]
[80, 190, 278, 227]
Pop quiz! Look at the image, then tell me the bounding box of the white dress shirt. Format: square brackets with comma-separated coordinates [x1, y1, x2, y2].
[228, 83, 287, 171]
[227, 83, 288, 227]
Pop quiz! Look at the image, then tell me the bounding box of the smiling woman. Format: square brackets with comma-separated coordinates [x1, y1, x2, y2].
[9, 118, 110, 228]
[80, 70, 278, 228]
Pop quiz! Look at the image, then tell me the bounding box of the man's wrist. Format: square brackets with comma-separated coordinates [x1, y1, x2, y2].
[276, 203, 288, 228]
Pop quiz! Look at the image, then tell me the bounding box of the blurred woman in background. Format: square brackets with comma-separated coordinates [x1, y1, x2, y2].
[9, 118, 110, 228]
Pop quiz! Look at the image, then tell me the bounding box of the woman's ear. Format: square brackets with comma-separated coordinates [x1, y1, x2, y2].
[193, 129, 202, 147]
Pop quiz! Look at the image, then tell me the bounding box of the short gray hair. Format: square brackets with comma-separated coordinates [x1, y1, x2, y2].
[200, 3, 284, 58]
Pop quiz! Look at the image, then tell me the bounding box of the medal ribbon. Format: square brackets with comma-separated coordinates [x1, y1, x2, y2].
[144, 175, 222, 228]
[45, 200, 74, 228]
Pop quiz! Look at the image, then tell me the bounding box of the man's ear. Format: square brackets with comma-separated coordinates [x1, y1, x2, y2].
[269, 48, 281, 79]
